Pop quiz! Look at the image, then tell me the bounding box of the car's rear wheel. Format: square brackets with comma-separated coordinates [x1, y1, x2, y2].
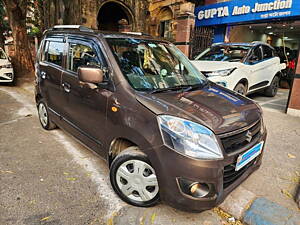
[37, 100, 56, 130]
[234, 83, 247, 95]
[110, 147, 160, 207]
[264, 76, 279, 97]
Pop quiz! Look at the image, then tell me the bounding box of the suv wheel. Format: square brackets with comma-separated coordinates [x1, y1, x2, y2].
[37, 101, 56, 130]
[234, 83, 247, 95]
[110, 147, 159, 207]
[265, 76, 279, 97]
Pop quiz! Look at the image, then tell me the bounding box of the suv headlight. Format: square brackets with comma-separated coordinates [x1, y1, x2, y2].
[158, 115, 223, 160]
[206, 68, 236, 77]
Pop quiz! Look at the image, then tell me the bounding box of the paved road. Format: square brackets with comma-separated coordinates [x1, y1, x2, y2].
[0, 85, 226, 225]
[249, 88, 289, 113]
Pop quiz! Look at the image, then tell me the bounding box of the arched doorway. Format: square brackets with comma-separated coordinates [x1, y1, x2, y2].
[97, 1, 134, 32]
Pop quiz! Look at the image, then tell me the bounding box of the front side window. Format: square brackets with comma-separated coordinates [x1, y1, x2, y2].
[106, 38, 206, 91]
[67, 42, 101, 72]
[46, 41, 64, 66]
[249, 46, 263, 63]
[195, 45, 251, 62]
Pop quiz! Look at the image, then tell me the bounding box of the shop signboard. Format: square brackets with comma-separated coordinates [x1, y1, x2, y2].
[195, 0, 300, 26]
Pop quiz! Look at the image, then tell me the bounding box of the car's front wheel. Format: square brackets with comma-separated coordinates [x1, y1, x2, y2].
[264, 76, 279, 97]
[110, 147, 160, 207]
[234, 83, 247, 95]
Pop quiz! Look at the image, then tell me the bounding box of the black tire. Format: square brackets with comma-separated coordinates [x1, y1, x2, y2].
[264, 76, 279, 97]
[37, 100, 56, 130]
[110, 147, 160, 207]
[234, 83, 247, 95]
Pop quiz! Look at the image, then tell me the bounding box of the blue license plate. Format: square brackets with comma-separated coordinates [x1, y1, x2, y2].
[235, 142, 264, 171]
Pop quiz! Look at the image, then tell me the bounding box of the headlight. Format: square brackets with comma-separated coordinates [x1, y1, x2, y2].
[158, 115, 223, 160]
[205, 68, 236, 77]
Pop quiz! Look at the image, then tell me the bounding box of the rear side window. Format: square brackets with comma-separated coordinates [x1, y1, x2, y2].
[67, 42, 101, 72]
[262, 46, 274, 59]
[43, 40, 64, 66]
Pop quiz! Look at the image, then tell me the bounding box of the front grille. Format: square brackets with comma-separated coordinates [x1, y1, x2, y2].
[223, 159, 255, 189]
[220, 120, 261, 154]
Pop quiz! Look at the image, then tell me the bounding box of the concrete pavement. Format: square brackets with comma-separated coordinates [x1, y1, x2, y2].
[0, 84, 227, 224]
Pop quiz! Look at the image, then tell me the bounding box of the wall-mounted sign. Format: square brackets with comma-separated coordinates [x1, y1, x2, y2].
[195, 0, 300, 27]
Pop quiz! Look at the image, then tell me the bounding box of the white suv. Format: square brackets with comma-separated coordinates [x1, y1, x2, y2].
[0, 48, 14, 84]
[191, 42, 286, 96]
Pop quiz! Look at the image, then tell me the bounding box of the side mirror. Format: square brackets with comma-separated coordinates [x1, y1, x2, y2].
[78, 66, 104, 84]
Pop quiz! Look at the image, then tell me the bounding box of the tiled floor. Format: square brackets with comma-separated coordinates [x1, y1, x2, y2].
[248, 88, 290, 113]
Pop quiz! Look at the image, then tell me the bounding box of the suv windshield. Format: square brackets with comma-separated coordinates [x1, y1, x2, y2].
[195, 45, 251, 62]
[106, 38, 207, 91]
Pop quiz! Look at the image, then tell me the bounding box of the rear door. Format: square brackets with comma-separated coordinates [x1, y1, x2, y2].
[38, 36, 65, 115]
[60, 36, 111, 151]
[246, 45, 266, 91]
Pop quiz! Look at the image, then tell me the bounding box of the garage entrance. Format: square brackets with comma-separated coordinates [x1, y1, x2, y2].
[227, 20, 300, 112]
[97, 1, 133, 32]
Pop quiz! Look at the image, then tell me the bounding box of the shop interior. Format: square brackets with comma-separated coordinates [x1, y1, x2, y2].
[228, 20, 300, 112]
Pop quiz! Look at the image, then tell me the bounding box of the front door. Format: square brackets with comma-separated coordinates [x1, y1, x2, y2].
[61, 37, 111, 153]
[38, 37, 65, 115]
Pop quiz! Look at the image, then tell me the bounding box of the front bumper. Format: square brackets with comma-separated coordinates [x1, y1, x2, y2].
[153, 131, 267, 212]
[0, 68, 14, 82]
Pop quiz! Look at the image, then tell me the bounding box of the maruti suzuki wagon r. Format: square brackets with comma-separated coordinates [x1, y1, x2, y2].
[35, 25, 267, 211]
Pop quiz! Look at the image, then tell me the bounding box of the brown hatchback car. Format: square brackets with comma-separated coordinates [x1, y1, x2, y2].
[35, 25, 267, 211]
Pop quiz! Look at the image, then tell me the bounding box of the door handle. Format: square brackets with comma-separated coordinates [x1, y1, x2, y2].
[41, 71, 46, 79]
[62, 83, 71, 93]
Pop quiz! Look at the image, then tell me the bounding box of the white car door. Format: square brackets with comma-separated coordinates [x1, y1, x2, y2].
[245, 45, 266, 92]
[261, 45, 279, 85]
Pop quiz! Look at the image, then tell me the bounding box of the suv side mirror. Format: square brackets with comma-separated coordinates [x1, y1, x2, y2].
[78, 66, 104, 84]
[248, 55, 259, 64]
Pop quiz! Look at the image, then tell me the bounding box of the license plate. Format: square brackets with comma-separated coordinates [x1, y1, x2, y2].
[235, 142, 264, 171]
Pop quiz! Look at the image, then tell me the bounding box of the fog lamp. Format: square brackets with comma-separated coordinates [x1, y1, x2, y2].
[189, 182, 210, 198]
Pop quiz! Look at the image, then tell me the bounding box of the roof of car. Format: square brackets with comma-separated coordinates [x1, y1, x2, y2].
[212, 41, 273, 48]
[44, 25, 168, 42]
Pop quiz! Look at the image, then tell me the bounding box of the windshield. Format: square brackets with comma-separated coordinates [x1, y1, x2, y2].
[195, 45, 251, 62]
[106, 38, 207, 91]
[0, 49, 7, 60]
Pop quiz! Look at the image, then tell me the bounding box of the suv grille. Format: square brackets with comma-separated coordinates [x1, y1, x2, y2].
[223, 159, 255, 189]
[219, 120, 261, 154]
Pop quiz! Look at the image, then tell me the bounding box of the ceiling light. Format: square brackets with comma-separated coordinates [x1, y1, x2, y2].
[283, 36, 289, 40]
[267, 26, 272, 29]
[282, 24, 286, 27]
[290, 26, 294, 29]
[268, 32, 274, 35]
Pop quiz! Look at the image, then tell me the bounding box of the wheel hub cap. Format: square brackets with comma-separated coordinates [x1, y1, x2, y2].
[38, 103, 48, 127]
[116, 159, 159, 202]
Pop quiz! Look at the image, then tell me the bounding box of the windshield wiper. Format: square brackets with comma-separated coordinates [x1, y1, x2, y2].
[150, 83, 207, 94]
[150, 86, 184, 94]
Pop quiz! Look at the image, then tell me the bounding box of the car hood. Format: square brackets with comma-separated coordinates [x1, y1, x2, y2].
[135, 83, 261, 135]
[191, 60, 243, 72]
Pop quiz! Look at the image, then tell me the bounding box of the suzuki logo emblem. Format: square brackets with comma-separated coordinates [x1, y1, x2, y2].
[246, 131, 252, 143]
